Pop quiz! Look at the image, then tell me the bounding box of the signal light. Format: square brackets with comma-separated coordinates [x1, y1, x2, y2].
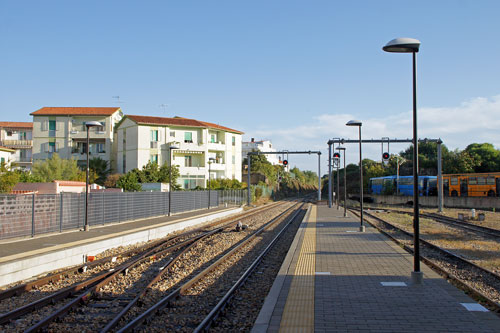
[283, 160, 288, 166]
[382, 152, 390, 160]
[333, 152, 340, 159]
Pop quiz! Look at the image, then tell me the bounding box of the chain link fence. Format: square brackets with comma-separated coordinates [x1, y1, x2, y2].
[0, 190, 246, 241]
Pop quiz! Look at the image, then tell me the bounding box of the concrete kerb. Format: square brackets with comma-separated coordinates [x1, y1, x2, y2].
[251, 203, 312, 333]
[0, 207, 242, 287]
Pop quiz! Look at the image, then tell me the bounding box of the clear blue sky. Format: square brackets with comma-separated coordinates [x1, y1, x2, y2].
[1, 1, 499, 173]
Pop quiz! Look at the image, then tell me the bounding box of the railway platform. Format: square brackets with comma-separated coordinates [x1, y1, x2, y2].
[0, 205, 242, 287]
[253, 204, 500, 332]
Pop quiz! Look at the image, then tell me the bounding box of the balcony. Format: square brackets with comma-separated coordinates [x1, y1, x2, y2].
[0, 140, 33, 148]
[207, 141, 226, 151]
[16, 157, 33, 163]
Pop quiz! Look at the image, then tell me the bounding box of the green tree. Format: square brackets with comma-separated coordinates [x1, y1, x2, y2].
[465, 143, 500, 173]
[104, 173, 121, 188]
[89, 157, 111, 185]
[14, 169, 44, 183]
[117, 172, 142, 192]
[32, 154, 85, 182]
[0, 164, 19, 193]
[443, 149, 479, 174]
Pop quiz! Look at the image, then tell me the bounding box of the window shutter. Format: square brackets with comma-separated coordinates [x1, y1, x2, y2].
[55, 142, 59, 152]
[42, 121, 47, 131]
[158, 130, 162, 142]
[43, 143, 48, 153]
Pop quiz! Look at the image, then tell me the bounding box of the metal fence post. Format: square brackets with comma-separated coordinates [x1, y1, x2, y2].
[59, 193, 63, 232]
[102, 192, 105, 225]
[31, 194, 35, 237]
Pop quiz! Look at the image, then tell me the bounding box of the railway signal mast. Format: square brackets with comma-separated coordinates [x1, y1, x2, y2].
[246, 150, 322, 205]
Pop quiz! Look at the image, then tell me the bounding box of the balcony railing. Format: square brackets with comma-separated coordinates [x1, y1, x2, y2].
[0, 140, 33, 148]
[16, 157, 33, 163]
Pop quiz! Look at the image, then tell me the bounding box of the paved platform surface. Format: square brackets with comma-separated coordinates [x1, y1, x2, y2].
[0, 206, 237, 263]
[254, 204, 500, 332]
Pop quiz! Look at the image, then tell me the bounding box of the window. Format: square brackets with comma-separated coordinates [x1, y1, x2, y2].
[170, 131, 175, 137]
[232, 136, 235, 146]
[98, 122, 106, 132]
[7, 131, 12, 136]
[211, 134, 216, 143]
[469, 177, 477, 185]
[49, 120, 56, 137]
[0, 157, 4, 164]
[477, 177, 486, 185]
[184, 132, 193, 143]
[487, 177, 495, 185]
[185, 155, 192, 167]
[150, 154, 158, 164]
[122, 152, 126, 172]
[96, 143, 105, 153]
[450, 177, 458, 185]
[151, 130, 159, 142]
[49, 142, 56, 153]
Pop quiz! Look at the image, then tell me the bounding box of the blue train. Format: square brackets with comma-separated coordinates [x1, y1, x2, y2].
[369, 175, 437, 196]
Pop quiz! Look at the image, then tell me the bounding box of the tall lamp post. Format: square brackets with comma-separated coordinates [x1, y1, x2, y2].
[208, 157, 216, 209]
[337, 146, 347, 217]
[346, 120, 364, 232]
[383, 37, 422, 284]
[168, 143, 180, 216]
[84, 121, 102, 231]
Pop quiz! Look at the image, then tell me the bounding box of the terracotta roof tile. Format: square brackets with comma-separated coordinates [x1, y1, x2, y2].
[30, 107, 120, 116]
[0, 122, 33, 128]
[126, 115, 243, 134]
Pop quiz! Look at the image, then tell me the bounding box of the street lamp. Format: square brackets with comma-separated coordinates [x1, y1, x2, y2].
[168, 143, 180, 216]
[346, 120, 364, 232]
[208, 157, 216, 209]
[84, 121, 102, 231]
[383, 37, 422, 284]
[336, 146, 347, 217]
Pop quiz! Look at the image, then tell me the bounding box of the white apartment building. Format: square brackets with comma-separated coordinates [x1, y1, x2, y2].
[242, 138, 284, 166]
[0, 146, 15, 169]
[30, 107, 123, 169]
[0, 122, 33, 170]
[115, 115, 243, 189]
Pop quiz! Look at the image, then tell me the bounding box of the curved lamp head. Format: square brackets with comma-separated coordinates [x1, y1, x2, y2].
[383, 38, 420, 53]
[85, 121, 102, 128]
[169, 144, 180, 150]
[208, 157, 216, 163]
[336, 146, 346, 151]
[346, 120, 362, 126]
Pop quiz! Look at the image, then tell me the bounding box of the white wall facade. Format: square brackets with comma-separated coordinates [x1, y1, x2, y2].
[32, 111, 122, 170]
[116, 120, 242, 189]
[242, 140, 282, 165]
[0, 125, 33, 170]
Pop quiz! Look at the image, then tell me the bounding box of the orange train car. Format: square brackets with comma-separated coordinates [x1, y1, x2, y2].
[441, 172, 500, 197]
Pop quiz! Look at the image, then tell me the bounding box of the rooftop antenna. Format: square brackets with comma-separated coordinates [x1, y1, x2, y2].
[159, 104, 169, 113]
[112, 96, 123, 104]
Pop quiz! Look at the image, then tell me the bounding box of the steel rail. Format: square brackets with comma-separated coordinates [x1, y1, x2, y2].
[378, 208, 500, 238]
[349, 208, 500, 311]
[23, 231, 219, 333]
[194, 202, 307, 332]
[2, 201, 288, 331]
[117, 201, 304, 333]
[100, 228, 222, 333]
[0, 200, 282, 301]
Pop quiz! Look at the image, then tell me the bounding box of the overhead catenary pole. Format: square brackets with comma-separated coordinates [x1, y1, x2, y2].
[328, 143, 332, 208]
[247, 154, 251, 206]
[437, 140, 443, 212]
[318, 153, 321, 201]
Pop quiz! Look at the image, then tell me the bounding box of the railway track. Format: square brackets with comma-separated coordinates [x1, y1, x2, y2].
[0, 200, 300, 332]
[377, 207, 500, 238]
[350, 208, 500, 313]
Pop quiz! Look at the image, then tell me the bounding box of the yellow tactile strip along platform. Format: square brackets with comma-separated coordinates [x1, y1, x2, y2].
[280, 205, 316, 331]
